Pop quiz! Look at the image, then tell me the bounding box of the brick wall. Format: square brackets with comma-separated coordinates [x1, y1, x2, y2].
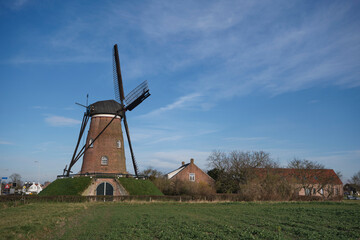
[81, 115, 127, 174]
[82, 178, 128, 196]
[171, 159, 214, 186]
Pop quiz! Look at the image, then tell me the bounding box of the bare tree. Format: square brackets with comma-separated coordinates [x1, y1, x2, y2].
[287, 158, 340, 199]
[9, 173, 22, 189]
[350, 170, 360, 186]
[287, 158, 324, 169]
[207, 150, 278, 193]
[140, 168, 164, 181]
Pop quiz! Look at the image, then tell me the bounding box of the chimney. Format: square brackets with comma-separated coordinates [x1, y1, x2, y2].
[190, 158, 194, 164]
[181, 161, 185, 165]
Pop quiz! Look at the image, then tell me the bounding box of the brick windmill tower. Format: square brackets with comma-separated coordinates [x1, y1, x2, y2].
[63, 44, 150, 177]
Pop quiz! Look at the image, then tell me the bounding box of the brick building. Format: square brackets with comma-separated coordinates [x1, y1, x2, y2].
[166, 158, 214, 186]
[80, 100, 127, 174]
[254, 168, 343, 198]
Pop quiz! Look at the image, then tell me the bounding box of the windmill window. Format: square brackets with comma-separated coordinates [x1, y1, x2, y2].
[189, 173, 195, 182]
[117, 140, 121, 149]
[89, 138, 94, 148]
[101, 156, 108, 165]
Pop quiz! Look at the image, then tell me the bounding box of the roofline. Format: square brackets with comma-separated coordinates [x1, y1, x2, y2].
[166, 163, 189, 179]
[166, 163, 215, 181]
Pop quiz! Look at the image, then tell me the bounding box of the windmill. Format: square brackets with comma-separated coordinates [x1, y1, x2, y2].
[63, 44, 150, 177]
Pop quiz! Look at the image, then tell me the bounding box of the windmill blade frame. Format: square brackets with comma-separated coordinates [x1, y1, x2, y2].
[125, 80, 151, 111]
[113, 44, 125, 104]
[122, 113, 139, 176]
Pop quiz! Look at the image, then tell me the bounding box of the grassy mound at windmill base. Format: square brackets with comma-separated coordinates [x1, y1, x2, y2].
[39, 177, 92, 196]
[118, 177, 163, 196]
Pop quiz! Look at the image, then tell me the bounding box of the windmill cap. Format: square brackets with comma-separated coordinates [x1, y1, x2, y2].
[89, 100, 122, 116]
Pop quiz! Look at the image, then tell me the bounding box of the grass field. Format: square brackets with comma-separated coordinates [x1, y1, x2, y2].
[117, 178, 164, 196]
[1, 201, 359, 239]
[39, 177, 163, 196]
[39, 177, 92, 196]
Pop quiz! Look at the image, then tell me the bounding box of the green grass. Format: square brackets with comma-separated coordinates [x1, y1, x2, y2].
[1, 201, 359, 240]
[117, 177, 163, 196]
[39, 177, 92, 196]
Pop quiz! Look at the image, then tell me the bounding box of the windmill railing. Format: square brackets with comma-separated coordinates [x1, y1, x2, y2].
[125, 80, 149, 106]
[56, 172, 148, 179]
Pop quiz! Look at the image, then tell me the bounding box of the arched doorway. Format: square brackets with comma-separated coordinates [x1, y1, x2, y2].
[96, 182, 114, 196]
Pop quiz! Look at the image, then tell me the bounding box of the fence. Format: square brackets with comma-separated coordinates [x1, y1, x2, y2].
[0, 194, 342, 207]
[56, 172, 148, 179]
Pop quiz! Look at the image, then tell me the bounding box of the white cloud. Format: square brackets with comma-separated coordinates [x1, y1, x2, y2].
[45, 116, 81, 127]
[137, 150, 211, 172]
[0, 141, 13, 145]
[149, 135, 183, 145]
[4, 1, 360, 101]
[142, 93, 203, 117]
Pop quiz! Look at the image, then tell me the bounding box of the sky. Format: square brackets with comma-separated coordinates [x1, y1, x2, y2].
[0, 0, 359, 183]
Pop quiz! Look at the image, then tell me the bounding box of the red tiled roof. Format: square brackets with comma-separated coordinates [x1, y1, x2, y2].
[252, 168, 342, 185]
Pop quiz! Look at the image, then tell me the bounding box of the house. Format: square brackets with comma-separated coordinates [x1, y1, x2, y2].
[254, 168, 343, 198]
[26, 182, 43, 194]
[166, 158, 214, 186]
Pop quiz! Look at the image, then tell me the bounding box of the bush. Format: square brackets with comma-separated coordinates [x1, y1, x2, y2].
[154, 179, 215, 196]
[238, 174, 296, 201]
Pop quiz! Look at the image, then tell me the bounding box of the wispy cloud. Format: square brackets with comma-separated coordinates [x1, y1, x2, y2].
[307, 150, 360, 182]
[14, 0, 28, 8]
[32, 106, 48, 110]
[308, 100, 319, 104]
[129, 124, 218, 146]
[150, 136, 183, 144]
[224, 137, 269, 142]
[0, 141, 13, 145]
[142, 93, 203, 117]
[31, 141, 55, 154]
[45, 116, 81, 127]
[133, 1, 360, 98]
[137, 149, 211, 172]
[3, 55, 108, 65]
[3, 1, 360, 101]
[2, 0, 29, 10]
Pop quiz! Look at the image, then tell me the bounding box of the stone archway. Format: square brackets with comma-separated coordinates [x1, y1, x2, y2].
[96, 182, 114, 196]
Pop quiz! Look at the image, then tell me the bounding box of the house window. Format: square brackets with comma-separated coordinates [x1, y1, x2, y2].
[117, 140, 121, 149]
[189, 173, 195, 182]
[335, 188, 339, 196]
[313, 188, 316, 195]
[89, 138, 94, 148]
[320, 188, 324, 195]
[305, 188, 311, 196]
[101, 156, 108, 165]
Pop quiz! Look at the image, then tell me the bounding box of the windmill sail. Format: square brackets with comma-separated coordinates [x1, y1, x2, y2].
[113, 44, 125, 103]
[125, 80, 150, 111]
[122, 114, 139, 176]
[64, 44, 150, 178]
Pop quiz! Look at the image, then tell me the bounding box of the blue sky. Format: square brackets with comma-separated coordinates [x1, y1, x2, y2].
[0, 0, 359, 183]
